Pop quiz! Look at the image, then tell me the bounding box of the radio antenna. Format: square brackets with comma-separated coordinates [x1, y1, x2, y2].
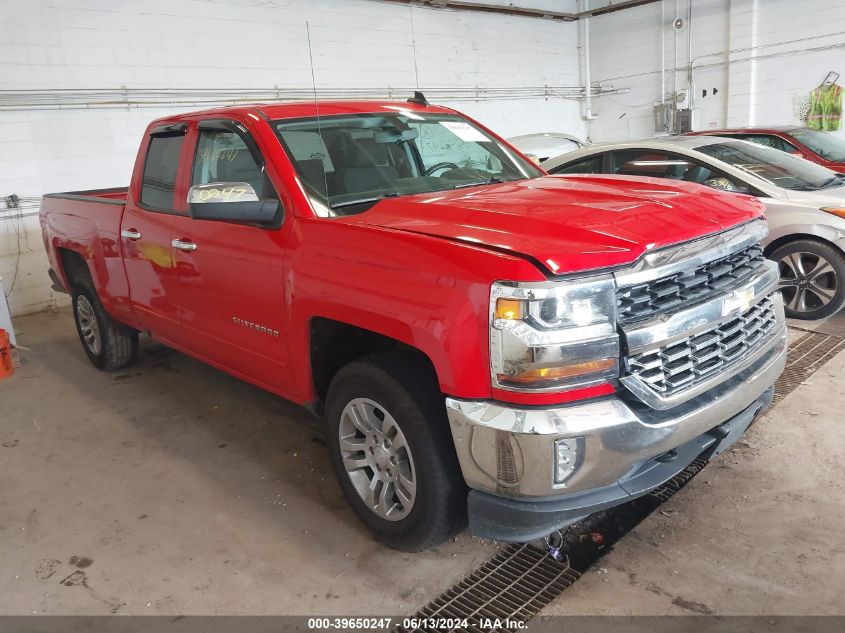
[305, 21, 330, 213]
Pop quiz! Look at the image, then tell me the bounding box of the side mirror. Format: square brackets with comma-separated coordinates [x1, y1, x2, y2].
[187, 183, 282, 225]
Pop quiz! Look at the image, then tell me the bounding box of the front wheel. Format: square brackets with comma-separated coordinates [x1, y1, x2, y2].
[771, 239, 845, 320]
[325, 353, 467, 551]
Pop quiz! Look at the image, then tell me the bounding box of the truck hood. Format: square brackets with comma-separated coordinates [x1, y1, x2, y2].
[347, 175, 765, 275]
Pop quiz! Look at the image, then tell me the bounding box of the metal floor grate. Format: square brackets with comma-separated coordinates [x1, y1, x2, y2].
[648, 457, 709, 502]
[396, 543, 579, 633]
[773, 330, 845, 405]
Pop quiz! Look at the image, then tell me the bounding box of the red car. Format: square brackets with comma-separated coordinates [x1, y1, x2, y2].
[40, 99, 785, 550]
[689, 126, 845, 174]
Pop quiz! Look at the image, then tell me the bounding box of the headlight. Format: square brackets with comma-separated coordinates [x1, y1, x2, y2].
[821, 207, 845, 219]
[490, 276, 620, 392]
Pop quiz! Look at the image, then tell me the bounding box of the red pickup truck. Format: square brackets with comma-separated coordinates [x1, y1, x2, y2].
[41, 97, 787, 551]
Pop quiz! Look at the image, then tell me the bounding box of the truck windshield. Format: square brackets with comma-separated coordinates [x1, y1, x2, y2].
[273, 112, 542, 215]
[697, 140, 842, 191]
[784, 129, 845, 162]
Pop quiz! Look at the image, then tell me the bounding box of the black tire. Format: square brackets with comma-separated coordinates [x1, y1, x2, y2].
[325, 352, 467, 551]
[770, 239, 845, 320]
[71, 282, 138, 371]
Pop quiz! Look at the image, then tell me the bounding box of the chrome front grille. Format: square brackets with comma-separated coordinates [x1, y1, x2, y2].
[624, 296, 778, 397]
[616, 244, 767, 324]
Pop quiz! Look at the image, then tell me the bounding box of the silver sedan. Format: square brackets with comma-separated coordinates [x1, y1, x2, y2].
[543, 136, 845, 320]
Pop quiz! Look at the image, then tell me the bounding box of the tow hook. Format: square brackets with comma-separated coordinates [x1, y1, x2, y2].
[544, 530, 565, 561]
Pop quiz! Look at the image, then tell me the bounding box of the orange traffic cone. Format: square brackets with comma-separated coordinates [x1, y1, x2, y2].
[0, 329, 13, 379]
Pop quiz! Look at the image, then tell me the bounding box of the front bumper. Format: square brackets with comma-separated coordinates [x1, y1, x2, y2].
[465, 387, 773, 542]
[445, 323, 787, 542]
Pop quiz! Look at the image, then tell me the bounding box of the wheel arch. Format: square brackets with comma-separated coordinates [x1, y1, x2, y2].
[308, 317, 440, 416]
[57, 247, 93, 289]
[764, 227, 845, 258]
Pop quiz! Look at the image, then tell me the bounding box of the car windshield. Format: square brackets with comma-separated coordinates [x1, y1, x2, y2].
[697, 140, 843, 191]
[785, 129, 845, 162]
[273, 111, 542, 215]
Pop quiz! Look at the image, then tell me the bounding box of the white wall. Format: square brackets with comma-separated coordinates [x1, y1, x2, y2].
[0, 0, 583, 316]
[586, 0, 845, 142]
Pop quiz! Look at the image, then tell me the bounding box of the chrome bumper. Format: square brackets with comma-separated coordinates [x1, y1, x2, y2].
[445, 321, 787, 499]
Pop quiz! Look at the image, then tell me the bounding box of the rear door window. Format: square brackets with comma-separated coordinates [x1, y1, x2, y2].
[140, 134, 184, 210]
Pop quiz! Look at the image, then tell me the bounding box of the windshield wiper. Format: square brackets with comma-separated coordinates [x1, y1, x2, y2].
[453, 177, 504, 190]
[330, 191, 402, 209]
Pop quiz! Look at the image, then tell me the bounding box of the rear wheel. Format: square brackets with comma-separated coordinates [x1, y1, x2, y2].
[325, 353, 467, 551]
[72, 283, 138, 371]
[771, 239, 845, 320]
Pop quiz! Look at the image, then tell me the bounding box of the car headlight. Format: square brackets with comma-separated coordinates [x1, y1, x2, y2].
[821, 207, 845, 219]
[490, 276, 620, 392]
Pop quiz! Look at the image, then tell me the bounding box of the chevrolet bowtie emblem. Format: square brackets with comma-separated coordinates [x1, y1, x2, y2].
[725, 288, 755, 315]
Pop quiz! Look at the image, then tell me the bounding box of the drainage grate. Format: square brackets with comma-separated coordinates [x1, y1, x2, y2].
[402, 327, 844, 632]
[773, 330, 845, 405]
[396, 543, 579, 633]
[649, 457, 709, 502]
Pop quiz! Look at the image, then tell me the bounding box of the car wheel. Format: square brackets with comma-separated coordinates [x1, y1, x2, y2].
[771, 239, 845, 320]
[325, 352, 467, 551]
[72, 283, 138, 371]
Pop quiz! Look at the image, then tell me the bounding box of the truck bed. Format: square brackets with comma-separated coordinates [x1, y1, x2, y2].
[40, 186, 130, 313]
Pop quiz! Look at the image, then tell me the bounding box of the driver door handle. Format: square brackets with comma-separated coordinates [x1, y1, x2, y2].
[172, 238, 197, 252]
[121, 228, 142, 240]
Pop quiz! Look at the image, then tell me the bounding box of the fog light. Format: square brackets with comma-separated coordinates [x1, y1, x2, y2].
[554, 437, 583, 484]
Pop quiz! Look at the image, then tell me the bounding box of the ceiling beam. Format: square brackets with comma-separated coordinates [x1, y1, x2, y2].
[580, 0, 662, 18]
[375, 0, 662, 21]
[377, 0, 578, 22]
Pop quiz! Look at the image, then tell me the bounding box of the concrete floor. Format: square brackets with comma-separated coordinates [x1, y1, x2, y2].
[1, 308, 844, 616]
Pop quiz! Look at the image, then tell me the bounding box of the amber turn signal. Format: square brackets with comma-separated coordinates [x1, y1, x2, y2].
[495, 298, 525, 320]
[499, 358, 616, 384]
[821, 207, 845, 219]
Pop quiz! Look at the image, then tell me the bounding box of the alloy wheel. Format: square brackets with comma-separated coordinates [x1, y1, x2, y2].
[778, 251, 838, 314]
[76, 295, 102, 356]
[338, 397, 417, 521]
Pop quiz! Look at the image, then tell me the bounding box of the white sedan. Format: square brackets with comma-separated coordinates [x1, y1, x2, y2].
[543, 136, 845, 320]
